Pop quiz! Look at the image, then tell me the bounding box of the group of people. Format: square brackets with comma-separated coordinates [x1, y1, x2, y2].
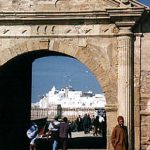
[27, 116, 71, 150]
[75, 114, 106, 137]
[74, 114, 129, 150]
[27, 115, 129, 150]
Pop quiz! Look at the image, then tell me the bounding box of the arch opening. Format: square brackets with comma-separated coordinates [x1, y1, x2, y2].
[0, 50, 108, 150]
[31, 55, 107, 149]
[0, 50, 71, 149]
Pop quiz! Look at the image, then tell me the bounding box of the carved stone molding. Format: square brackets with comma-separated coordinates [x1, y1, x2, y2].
[121, 0, 129, 3]
[105, 104, 118, 112]
[0, 11, 110, 24]
[120, 0, 130, 7]
[107, 8, 146, 28]
[0, 24, 117, 37]
[140, 110, 150, 116]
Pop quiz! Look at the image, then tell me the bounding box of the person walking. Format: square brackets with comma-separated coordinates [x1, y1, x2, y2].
[93, 116, 100, 136]
[26, 121, 39, 150]
[83, 114, 90, 134]
[59, 117, 71, 150]
[48, 116, 60, 150]
[101, 116, 107, 140]
[111, 116, 128, 150]
[76, 115, 83, 132]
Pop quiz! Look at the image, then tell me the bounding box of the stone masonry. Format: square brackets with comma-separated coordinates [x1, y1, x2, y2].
[0, 0, 149, 150]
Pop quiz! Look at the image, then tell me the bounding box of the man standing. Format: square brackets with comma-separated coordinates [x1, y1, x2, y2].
[59, 117, 71, 150]
[48, 116, 60, 150]
[93, 116, 100, 136]
[76, 115, 83, 132]
[111, 116, 128, 150]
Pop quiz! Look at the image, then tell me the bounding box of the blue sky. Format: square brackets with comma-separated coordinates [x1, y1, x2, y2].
[32, 0, 150, 103]
[139, 0, 150, 5]
[32, 56, 102, 102]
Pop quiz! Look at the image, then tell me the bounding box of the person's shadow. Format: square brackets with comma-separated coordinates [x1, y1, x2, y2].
[36, 136, 106, 150]
[68, 136, 106, 149]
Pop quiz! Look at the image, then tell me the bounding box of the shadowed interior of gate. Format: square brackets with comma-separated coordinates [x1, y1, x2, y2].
[0, 50, 69, 150]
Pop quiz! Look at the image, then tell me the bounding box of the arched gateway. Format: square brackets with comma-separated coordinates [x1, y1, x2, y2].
[0, 0, 149, 150]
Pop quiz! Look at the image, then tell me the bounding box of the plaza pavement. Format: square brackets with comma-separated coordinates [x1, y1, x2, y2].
[36, 131, 106, 150]
[64, 131, 106, 150]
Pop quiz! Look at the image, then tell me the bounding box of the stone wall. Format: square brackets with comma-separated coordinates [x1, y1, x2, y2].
[140, 32, 150, 149]
[0, 0, 148, 149]
[0, 0, 119, 11]
[0, 24, 118, 150]
[134, 14, 150, 149]
[0, 31, 118, 105]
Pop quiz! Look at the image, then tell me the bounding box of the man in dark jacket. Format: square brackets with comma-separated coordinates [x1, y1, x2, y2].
[111, 116, 128, 150]
[59, 117, 71, 150]
[76, 115, 83, 131]
[93, 116, 100, 136]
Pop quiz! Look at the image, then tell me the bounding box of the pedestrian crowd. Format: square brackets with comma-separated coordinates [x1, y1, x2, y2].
[26, 113, 106, 150]
[73, 113, 106, 138]
[27, 116, 71, 150]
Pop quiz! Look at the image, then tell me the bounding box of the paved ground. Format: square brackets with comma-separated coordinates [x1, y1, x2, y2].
[71, 131, 103, 138]
[36, 131, 106, 150]
[68, 131, 106, 149]
[65, 149, 106, 150]
[68, 132, 106, 150]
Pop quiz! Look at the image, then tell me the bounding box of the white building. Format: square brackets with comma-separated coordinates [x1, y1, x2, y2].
[32, 86, 106, 109]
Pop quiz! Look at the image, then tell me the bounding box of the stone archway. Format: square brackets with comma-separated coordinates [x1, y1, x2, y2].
[1, 36, 119, 149]
[0, 0, 148, 150]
